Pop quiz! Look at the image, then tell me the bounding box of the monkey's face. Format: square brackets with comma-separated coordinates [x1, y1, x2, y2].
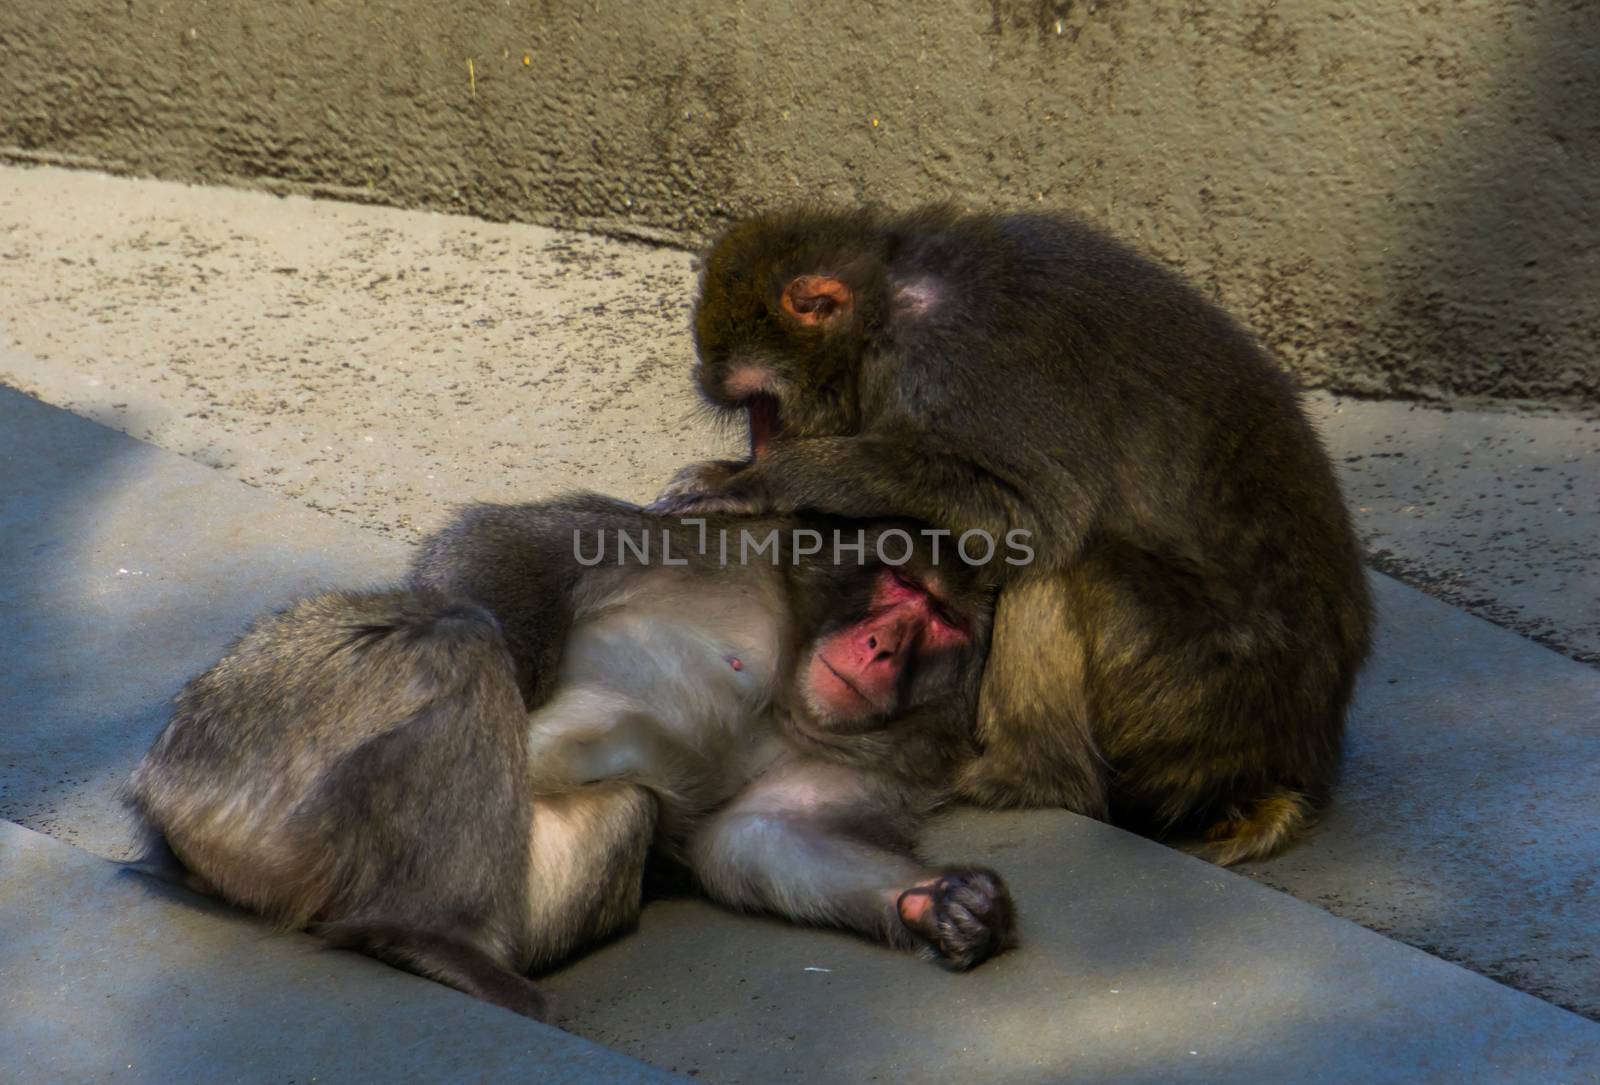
[796, 566, 983, 732]
[691, 211, 889, 456]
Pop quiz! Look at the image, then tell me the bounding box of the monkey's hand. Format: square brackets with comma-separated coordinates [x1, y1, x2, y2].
[648, 458, 772, 516]
[897, 867, 1017, 970]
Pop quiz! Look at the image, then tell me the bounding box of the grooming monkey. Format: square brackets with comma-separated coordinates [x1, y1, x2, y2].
[127, 496, 1012, 1020]
[653, 207, 1373, 864]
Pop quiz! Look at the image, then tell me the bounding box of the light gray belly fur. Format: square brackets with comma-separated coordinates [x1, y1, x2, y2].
[524, 567, 791, 836]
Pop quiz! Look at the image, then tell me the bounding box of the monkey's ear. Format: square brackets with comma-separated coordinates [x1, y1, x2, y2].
[780, 275, 853, 326]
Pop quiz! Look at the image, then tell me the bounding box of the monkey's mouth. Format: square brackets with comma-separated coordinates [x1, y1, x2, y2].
[746, 394, 781, 458]
[819, 655, 873, 707]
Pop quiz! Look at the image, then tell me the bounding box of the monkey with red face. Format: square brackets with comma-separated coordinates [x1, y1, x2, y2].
[417, 499, 1010, 967]
[127, 495, 1012, 1021]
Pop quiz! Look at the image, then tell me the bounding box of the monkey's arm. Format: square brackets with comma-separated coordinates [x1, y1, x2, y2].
[654, 437, 1093, 562]
[686, 759, 1014, 969]
[525, 704, 714, 805]
[411, 494, 666, 705]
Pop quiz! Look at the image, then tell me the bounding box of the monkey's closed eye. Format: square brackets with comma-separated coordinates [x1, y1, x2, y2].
[886, 569, 968, 637]
[889, 568, 924, 592]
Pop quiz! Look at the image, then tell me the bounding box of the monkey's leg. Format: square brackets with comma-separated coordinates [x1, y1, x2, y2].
[688, 761, 1015, 969]
[302, 597, 554, 1020]
[1074, 541, 1350, 865]
[525, 698, 711, 801]
[521, 784, 656, 972]
[957, 573, 1108, 817]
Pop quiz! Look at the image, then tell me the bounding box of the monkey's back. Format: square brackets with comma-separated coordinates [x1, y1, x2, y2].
[869, 208, 1372, 852]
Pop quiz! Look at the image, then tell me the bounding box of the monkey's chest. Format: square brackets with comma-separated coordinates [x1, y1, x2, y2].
[526, 578, 790, 818]
[560, 601, 783, 729]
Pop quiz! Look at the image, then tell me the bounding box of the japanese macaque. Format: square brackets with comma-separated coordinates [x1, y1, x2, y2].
[126, 496, 1011, 1021]
[652, 207, 1373, 864]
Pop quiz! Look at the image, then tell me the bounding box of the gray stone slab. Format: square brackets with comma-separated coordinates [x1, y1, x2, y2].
[0, 384, 406, 856]
[0, 820, 680, 1084]
[541, 810, 1600, 1085]
[1236, 572, 1600, 1018]
[1308, 394, 1600, 667]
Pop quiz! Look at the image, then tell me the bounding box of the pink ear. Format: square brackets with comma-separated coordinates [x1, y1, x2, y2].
[780, 275, 853, 326]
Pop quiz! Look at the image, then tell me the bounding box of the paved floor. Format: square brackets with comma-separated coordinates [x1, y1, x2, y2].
[2, 821, 675, 1084]
[3, 390, 1598, 1083]
[1324, 397, 1600, 665]
[1, 165, 1596, 664]
[545, 810, 1600, 1084]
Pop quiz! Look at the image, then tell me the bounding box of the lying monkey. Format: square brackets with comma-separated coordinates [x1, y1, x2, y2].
[126, 495, 1012, 1020]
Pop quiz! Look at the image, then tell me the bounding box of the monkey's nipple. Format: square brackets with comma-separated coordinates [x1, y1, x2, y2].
[728, 656, 744, 672]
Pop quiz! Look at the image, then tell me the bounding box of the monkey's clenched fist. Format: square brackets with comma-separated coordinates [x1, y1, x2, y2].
[898, 868, 1016, 970]
[649, 458, 769, 517]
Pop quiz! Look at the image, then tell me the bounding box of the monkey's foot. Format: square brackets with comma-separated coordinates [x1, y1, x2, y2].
[897, 868, 1016, 970]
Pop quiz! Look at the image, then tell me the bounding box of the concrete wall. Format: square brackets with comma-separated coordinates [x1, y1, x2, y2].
[2, 1, 1595, 404]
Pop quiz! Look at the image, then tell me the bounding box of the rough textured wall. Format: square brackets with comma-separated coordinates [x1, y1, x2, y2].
[1, 1, 1595, 403]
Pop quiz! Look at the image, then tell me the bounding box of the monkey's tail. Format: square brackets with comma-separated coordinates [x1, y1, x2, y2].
[312, 920, 551, 1022]
[118, 826, 218, 895]
[1194, 788, 1316, 867]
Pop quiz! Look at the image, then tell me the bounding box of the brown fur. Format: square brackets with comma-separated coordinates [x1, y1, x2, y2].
[1195, 789, 1317, 867]
[655, 207, 1373, 863]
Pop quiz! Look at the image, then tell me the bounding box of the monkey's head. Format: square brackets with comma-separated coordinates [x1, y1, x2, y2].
[691, 209, 896, 456]
[785, 526, 992, 737]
